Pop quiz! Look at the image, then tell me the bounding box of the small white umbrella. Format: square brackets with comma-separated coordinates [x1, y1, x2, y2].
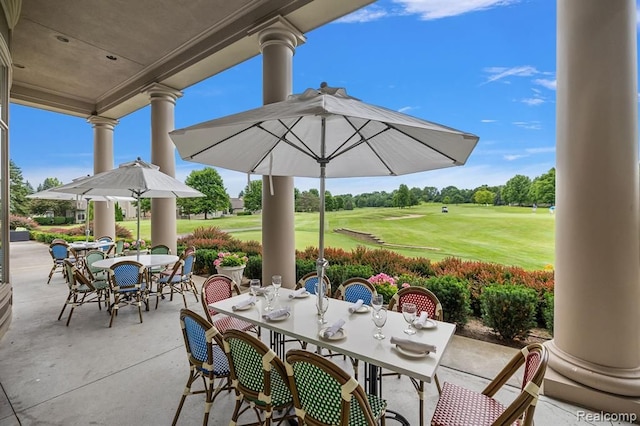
[53, 158, 204, 256]
[170, 83, 480, 311]
[27, 180, 135, 241]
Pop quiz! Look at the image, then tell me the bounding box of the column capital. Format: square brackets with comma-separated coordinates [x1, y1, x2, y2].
[251, 16, 306, 53]
[87, 115, 118, 130]
[142, 82, 183, 104]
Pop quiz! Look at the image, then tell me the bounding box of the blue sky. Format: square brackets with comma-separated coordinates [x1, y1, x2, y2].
[11, 0, 570, 197]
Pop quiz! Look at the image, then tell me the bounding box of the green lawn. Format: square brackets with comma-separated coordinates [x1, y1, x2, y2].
[46, 204, 555, 270]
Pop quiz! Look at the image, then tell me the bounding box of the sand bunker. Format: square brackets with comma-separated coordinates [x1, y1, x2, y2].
[385, 214, 424, 220]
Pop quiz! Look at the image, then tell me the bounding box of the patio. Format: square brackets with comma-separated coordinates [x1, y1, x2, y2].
[0, 241, 617, 425]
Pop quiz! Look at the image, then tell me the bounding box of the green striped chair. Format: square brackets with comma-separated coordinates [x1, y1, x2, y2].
[286, 349, 387, 426]
[222, 329, 295, 426]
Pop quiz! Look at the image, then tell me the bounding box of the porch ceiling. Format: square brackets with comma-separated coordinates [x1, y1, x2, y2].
[9, 0, 374, 119]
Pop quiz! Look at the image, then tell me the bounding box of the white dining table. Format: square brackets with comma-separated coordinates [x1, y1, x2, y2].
[210, 287, 456, 425]
[91, 254, 178, 270]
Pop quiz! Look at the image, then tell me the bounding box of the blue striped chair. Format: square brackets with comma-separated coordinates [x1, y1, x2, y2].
[107, 260, 147, 327]
[47, 241, 73, 284]
[173, 309, 230, 426]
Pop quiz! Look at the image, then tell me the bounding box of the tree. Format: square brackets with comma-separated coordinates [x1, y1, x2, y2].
[423, 186, 439, 202]
[243, 180, 262, 212]
[394, 184, 411, 208]
[324, 191, 336, 211]
[529, 168, 556, 205]
[502, 175, 532, 205]
[10, 160, 31, 216]
[296, 190, 319, 212]
[473, 189, 495, 205]
[183, 168, 230, 219]
[134, 199, 151, 217]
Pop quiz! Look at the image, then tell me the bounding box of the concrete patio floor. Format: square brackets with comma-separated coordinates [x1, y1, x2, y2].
[0, 241, 623, 425]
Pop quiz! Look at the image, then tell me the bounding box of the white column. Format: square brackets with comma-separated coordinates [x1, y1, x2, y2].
[143, 83, 182, 255]
[257, 20, 304, 288]
[87, 115, 117, 240]
[545, 0, 640, 411]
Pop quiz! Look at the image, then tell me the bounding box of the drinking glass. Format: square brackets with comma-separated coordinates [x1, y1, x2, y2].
[249, 279, 261, 297]
[316, 294, 329, 324]
[371, 294, 384, 312]
[372, 308, 387, 340]
[272, 275, 282, 297]
[264, 286, 276, 311]
[402, 303, 417, 335]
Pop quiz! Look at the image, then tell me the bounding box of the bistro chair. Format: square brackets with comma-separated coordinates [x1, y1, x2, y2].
[173, 309, 231, 426]
[430, 343, 548, 426]
[222, 329, 295, 426]
[47, 241, 73, 284]
[96, 235, 114, 256]
[296, 271, 332, 296]
[106, 260, 147, 327]
[285, 349, 387, 426]
[147, 244, 172, 289]
[155, 251, 197, 309]
[200, 274, 260, 337]
[84, 249, 108, 282]
[57, 259, 108, 326]
[113, 239, 125, 257]
[388, 286, 444, 425]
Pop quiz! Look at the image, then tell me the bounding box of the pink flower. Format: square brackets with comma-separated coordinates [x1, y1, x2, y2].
[401, 283, 410, 288]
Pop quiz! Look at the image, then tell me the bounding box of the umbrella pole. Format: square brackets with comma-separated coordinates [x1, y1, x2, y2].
[316, 118, 328, 313]
[136, 197, 141, 260]
[85, 198, 91, 242]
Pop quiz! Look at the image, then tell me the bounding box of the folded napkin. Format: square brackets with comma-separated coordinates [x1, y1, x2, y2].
[413, 311, 429, 329]
[323, 319, 345, 338]
[348, 299, 365, 313]
[262, 307, 291, 321]
[288, 288, 309, 299]
[232, 296, 256, 311]
[390, 337, 437, 354]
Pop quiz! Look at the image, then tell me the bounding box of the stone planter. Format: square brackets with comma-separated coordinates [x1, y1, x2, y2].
[216, 265, 246, 286]
[9, 230, 30, 242]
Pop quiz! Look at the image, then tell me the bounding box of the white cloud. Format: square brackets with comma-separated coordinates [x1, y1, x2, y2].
[504, 154, 528, 161]
[533, 78, 557, 90]
[398, 106, 416, 113]
[392, 0, 519, 20]
[335, 6, 388, 23]
[480, 119, 497, 123]
[525, 146, 555, 154]
[512, 121, 542, 130]
[482, 65, 539, 84]
[521, 97, 544, 106]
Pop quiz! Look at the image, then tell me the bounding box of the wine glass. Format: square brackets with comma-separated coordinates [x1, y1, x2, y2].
[371, 294, 384, 312]
[316, 293, 329, 324]
[272, 275, 282, 297]
[249, 279, 261, 297]
[372, 308, 387, 340]
[264, 286, 276, 311]
[402, 303, 417, 335]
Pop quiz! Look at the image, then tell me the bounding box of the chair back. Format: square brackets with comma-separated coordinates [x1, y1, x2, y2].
[49, 242, 70, 261]
[488, 343, 548, 426]
[200, 274, 240, 322]
[150, 244, 171, 255]
[108, 260, 145, 291]
[286, 349, 382, 426]
[84, 249, 107, 279]
[222, 329, 292, 412]
[114, 240, 125, 256]
[296, 272, 331, 296]
[182, 252, 195, 276]
[96, 236, 114, 255]
[388, 286, 443, 321]
[334, 277, 376, 304]
[179, 308, 228, 374]
[182, 246, 196, 257]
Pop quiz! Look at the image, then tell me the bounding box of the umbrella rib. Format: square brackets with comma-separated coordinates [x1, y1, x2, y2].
[250, 119, 320, 172]
[385, 122, 459, 164]
[185, 122, 265, 160]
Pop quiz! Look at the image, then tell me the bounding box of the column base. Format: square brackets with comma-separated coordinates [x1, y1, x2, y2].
[544, 367, 640, 422]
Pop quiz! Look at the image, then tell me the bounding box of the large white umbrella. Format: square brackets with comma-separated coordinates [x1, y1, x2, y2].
[27, 179, 135, 241]
[53, 158, 204, 256]
[170, 83, 479, 306]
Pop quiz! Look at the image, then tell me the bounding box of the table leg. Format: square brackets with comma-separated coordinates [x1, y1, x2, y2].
[363, 362, 411, 425]
[269, 330, 286, 359]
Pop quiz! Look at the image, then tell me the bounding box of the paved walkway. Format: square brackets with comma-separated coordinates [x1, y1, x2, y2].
[0, 241, 622, 425]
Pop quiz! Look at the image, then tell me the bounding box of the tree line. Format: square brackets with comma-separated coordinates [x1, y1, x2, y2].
[9, 159, 555, 219]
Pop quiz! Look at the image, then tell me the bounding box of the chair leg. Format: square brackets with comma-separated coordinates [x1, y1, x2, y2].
[47, 265, 57, 284]
[137, 293, 143, 324]
[58, 292, 72, 321]
[172, 369, 198, 426]
[109, 294, 119, 327]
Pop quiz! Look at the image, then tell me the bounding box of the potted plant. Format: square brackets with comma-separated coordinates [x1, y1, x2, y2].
[123, 239, 147, 255]
[214, 252, 248, 285]
[368, 272, 409, 304]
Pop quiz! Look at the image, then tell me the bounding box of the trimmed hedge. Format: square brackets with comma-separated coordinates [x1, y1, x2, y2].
[480, 284, 537, 340]
[424, 275, 471, 327]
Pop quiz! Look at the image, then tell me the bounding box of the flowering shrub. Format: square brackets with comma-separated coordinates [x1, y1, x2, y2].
[214, 252, 248, 268]
[368, 273, 409, 303]
[124, 239, 146, 250]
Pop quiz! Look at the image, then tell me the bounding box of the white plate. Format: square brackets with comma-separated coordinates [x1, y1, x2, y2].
[232, 302, 254, 311]
[265, 311, 290, 322]
[414, 318, 437, 329]
[319, 327, 347, 340]
[394, 345, 430, 358]
[353, 305, 371, 314]
[290, 291, 310, 299]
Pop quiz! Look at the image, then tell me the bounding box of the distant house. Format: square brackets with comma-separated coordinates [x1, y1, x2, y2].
[230, 197, 245, 214]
